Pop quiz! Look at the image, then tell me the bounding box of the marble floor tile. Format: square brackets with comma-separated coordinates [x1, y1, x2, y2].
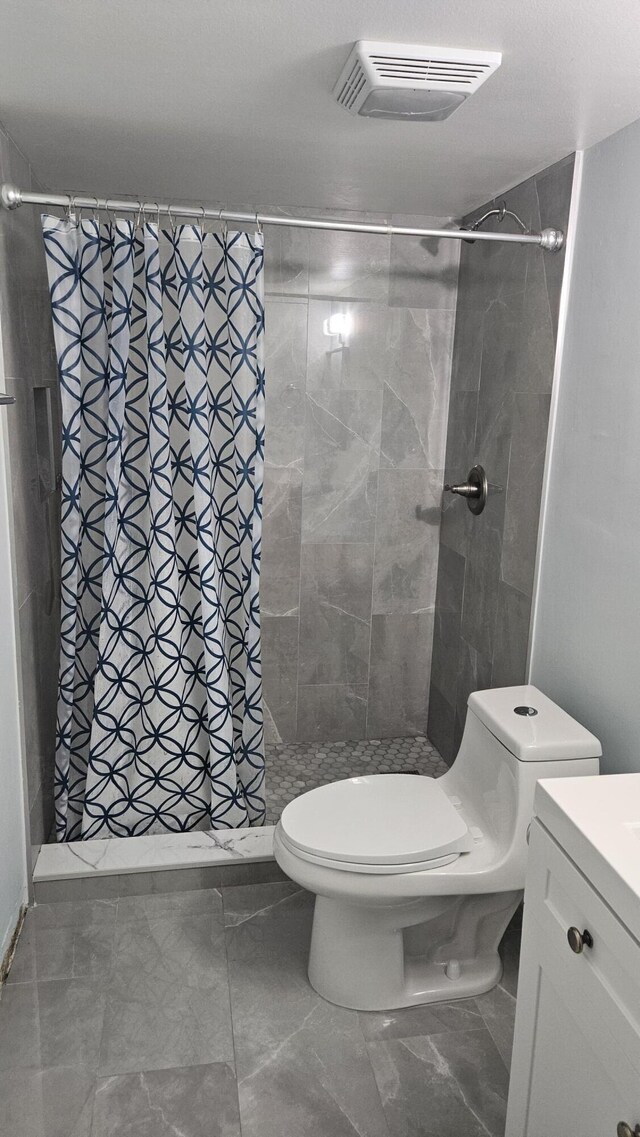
[0, 980, 40, 1070]
[359, 997, 484, 1042]
[91, 1062, 241, 1137]
[99, 913, 234, 1075]
[474, 982, 517, 1071]
[224, 881, 313, 967]
[99, 977, 234, 1077]
[225, 877, 390, 1136]
[31, 897, 118, 930]
[0, 975, 106, 1075]
[108, 911, 226, 986]
[0, 872, 523, 1137]
[231, 960, 390, 1137]
[222, 879, 302, 928]
[115, 886, 222, 926]
[0, 1064, 95, 1137]
[38, 978, 107, 1069]
[34, 919, 116, 984]
[368, 1027, 509, 1137]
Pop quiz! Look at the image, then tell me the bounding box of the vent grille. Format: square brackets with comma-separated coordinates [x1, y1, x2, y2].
[369, 54, 495, 87]
[334, 41, 502, 115]
[336, 58, 367, 110]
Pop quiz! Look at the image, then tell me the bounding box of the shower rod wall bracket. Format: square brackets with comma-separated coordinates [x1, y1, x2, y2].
[0, 182, 565, 251]
[539, 227, 564, 252]
[1, 183, 21, 210]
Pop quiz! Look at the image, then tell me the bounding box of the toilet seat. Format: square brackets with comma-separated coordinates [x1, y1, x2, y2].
[279, 774, 473, 873]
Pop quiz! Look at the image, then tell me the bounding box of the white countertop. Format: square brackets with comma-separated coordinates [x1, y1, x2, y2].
[535, 773, 640, 943]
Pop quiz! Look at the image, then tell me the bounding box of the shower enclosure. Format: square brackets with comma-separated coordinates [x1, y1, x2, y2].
[0, 140, 574, 869]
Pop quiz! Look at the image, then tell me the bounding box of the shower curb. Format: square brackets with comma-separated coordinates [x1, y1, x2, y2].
[32, 826, 286, 902]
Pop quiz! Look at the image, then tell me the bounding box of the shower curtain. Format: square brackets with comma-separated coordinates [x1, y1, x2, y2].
[41, 213, 265, 840]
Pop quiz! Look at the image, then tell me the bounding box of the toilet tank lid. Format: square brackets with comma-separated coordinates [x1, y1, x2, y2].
[468, 685, 602, 762]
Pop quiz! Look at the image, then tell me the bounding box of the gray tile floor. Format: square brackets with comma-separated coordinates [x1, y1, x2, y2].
[0, 881, 519, 1136]
[265, 735, 448, 823]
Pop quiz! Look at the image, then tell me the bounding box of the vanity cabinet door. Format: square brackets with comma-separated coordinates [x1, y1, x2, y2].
[506, 819, 640, 1137]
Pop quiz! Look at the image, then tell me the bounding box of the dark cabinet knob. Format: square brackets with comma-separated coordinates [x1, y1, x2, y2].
[616, 1123, 640, 1137]
[567, 926, 593, 954]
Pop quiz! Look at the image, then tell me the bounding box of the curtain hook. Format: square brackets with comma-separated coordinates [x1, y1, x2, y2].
[497, 200, 507, 224]
[199, 203, 207, 234]
[89, 194, 100, 223]
[167, 203, 177, 235]
[134, 200, 144, 230]
[255, 210, 262, 236]
[146, 201, 160, 231]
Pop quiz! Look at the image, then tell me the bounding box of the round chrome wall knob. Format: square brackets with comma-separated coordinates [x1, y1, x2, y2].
[567, 926, 594, 954]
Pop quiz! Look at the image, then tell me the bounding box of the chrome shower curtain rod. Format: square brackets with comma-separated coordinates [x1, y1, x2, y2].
[0, 182, 565, 252]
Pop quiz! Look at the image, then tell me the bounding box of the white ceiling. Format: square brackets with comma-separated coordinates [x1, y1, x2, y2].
[1, 0, 640, 217]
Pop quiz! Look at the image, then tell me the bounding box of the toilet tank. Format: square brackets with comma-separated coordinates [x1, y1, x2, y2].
[466, 685, 602, 765]
[443, 685, 601, 879]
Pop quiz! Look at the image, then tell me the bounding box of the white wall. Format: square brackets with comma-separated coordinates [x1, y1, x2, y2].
[530, 116, 640, 775]
[0, 395, 28, 959]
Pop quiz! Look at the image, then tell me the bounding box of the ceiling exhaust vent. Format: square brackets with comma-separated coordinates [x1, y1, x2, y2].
[334, 41, 502, 121]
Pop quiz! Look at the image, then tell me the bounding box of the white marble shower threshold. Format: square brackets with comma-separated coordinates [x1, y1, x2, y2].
[34, 825, 276, 882]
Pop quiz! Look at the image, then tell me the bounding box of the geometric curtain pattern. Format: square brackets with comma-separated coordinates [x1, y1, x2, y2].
[41, 214, 265, 840]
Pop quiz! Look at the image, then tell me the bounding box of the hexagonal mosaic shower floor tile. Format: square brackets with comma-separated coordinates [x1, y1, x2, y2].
[264, 736, 447, 824]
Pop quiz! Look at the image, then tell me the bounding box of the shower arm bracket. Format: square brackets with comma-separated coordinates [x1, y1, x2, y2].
[462, 200, 564, 253]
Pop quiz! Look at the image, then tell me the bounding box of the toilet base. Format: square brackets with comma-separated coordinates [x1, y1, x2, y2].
[307, 893, 517, 1011]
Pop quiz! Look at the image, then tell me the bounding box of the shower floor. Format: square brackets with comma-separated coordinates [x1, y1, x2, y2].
[265, 735, 448, 824]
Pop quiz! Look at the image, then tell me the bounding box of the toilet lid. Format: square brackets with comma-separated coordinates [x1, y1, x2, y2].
[279, 775, 472, 866]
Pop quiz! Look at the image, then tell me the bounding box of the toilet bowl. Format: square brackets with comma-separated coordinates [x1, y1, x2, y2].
[274, 685, 601, 1011]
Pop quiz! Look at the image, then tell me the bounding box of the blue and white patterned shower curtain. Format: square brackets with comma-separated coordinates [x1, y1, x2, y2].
[41, 214, 265, 840]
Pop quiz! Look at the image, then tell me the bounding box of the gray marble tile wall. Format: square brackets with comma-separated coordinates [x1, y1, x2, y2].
[0, 124, 61, 858]
[428, 155, 575, 764]
[262, 210, 459, 742]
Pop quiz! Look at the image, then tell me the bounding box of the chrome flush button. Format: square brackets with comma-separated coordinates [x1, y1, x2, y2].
[514, 706, 538, 716]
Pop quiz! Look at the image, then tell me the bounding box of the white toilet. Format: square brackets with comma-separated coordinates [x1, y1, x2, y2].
[274, 685, 601, 1011]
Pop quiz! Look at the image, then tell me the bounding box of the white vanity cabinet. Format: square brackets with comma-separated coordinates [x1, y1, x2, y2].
[506, 773, 640, 1137]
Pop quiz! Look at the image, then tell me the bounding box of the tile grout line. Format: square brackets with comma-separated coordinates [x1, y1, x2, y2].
[220, 885, 245, 1136]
